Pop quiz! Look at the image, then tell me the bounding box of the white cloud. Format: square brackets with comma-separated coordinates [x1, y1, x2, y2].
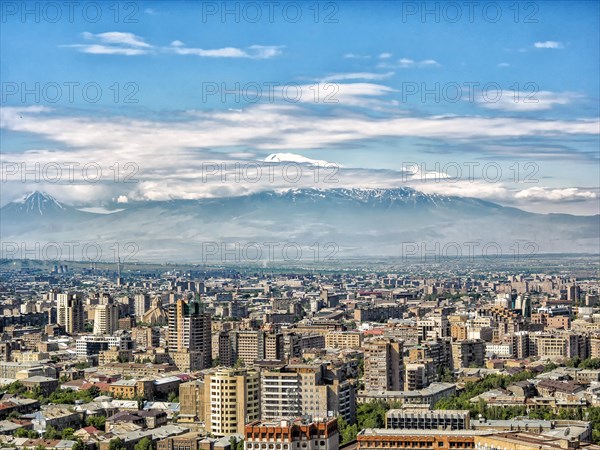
[66, 44, 149, 56]
[343, 53, 371, 59]
[248, 45, 283, 59]
[78, 207, 125, 214]
[515, 187, 597, 202]
[380, 58, 441, 69]
[269, 82, 399, 112]
[379, 52, 392, 59]
[169, 46, 248, 58]
[534, 41, 564, 49]
[65, 32, 282, 59]
[168, 42, 282, 59]
[320, 72, 395, 82]
[2, 105, 598, 155]
[68, 32, 153, 55]
[497, 62, 510, 67]
[85, 31, 151, 48]
[478, 91, 582, 112]
[420, 59, 440, 66]
[1, 119, 597, 215]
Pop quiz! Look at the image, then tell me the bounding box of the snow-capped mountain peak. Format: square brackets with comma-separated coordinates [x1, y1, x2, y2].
[7, 191, 70, 216]
[264, 153, 333, 167]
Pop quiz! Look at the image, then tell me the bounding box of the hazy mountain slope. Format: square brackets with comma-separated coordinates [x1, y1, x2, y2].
[1, 189, 598, 261]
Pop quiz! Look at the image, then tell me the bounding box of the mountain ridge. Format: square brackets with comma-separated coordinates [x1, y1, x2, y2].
[1, 189, 598, 261]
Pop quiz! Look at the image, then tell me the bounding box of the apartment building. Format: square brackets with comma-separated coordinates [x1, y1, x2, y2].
[325, 331, 362, 349]
[93, 301, 119, 335]
[260, 363, 356, 424]
[206, 368, 260, 436]
[75, 334, 132, 357]
[221, 330, 284, 367]
[56, 293, 84, 334]
[245, 418, 339, 450]
[386, 409, 470, 430]
[179, 379, 205, 423]
[451, 340, 485, 370]
[404, 362, 435, 391]
[134, 293, 151, 317]
[168, 299, 212, 371]
[364, 338, 404, 391]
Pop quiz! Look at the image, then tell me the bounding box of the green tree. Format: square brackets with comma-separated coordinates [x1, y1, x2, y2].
[44, 426, 61, 440]
[580, 358, 600, 369]
[357, 401, 388, 429]
[86, 415, 107, 429]
[109, 438, 127, 450]
[14, 428, 30, 438]
[62, 427, 76, 440]
[566, 356, 582, 368]
[338, 416, 357, 445]
[229, 436, 238, 450]
[134, 437, 154, 450]
[167, 391, 179, 403]
[72, 439, 86, 450]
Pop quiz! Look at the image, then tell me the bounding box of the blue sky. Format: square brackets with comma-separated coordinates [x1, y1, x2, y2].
[1, 0, 599, 214]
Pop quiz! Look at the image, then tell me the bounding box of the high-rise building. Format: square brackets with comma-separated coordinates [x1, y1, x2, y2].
[56, 293, 84, 334]
[451, 340, 485, 370]
[404, 362, 435, 391]
[168, 299, 212, 371]
[56, 293, 69, 326]
[364, 338, 404, 391]
[260, 363, 355, 424]
[179, 380, 205, 423]
[131, 326, 160, 349]
[93, 300, 119, 335]
[134, 293, 151, 317]
[220, 330, 284, 367]
[206, 367, 260, 436]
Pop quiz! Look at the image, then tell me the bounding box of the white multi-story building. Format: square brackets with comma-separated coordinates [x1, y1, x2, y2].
[93, 302, 119, 335]
[76, 334, 131, 357]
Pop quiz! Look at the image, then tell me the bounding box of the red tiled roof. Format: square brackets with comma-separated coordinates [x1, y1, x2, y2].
[364, 329, 384, 335]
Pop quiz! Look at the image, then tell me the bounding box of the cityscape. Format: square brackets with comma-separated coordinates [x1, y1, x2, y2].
[1, 2, 600, 450]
